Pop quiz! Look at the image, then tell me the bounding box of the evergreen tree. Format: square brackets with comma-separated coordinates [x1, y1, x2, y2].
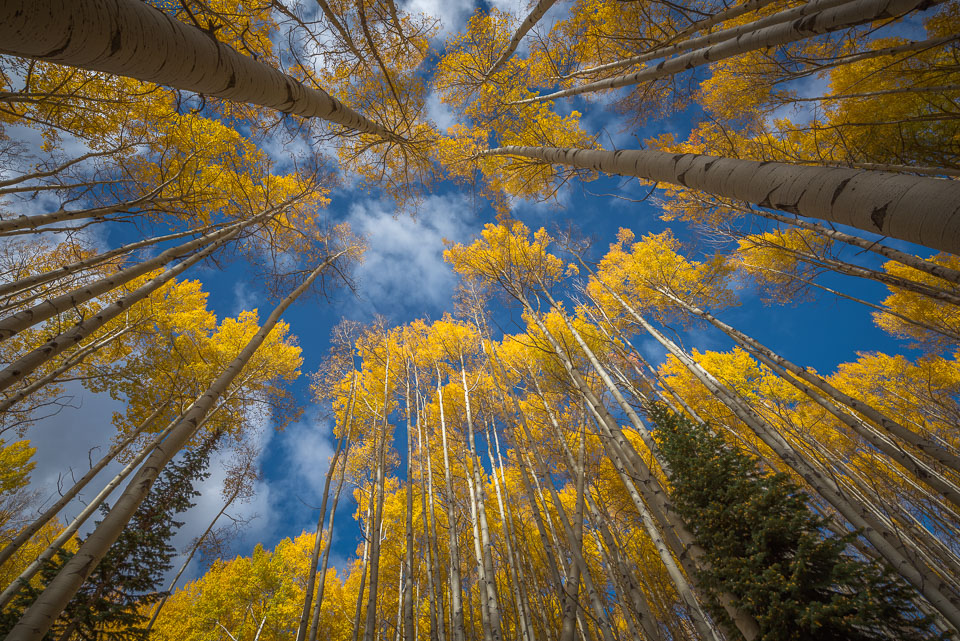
[649, 403, 942, 641]
[0, 438, 216, 640]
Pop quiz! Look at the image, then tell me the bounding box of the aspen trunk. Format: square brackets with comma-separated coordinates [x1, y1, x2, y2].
[352, 501, 374, 641]
[362, 347, 391, 641]
[308, 404, 357, 641]
[414, 382, 444, 641]
[436, 376, 467, 641]
[0, 219, 255, 341]
[485, 0, 559, 78]
[0, 0, 396, 138]
[524, 296, 752, 640]
[297, 374, 356, 641]
[617, 296, 960, 631]
[0, 415, 178, 610]
[145, 472, 246, 634]
[658, 288, 960, 499]
[403, 365, 416, 641]
[459, 358, 503, 641]
[748, 208, 960, 284]
[0, 229, 239, 394]
[6, 252, 343, 640]
[0, 222, 221, 300]
[0, 323, 136, 416]
[482, 144, 960, 254]
[739, 238, 960, 306]
[0, 399, 167, 569]
[519, 447, 618, 641]
[519, 0, 935, 103]
[562, 0, 848, 80]
[0, 181, 177, 236]
[483, 421, 535, 641]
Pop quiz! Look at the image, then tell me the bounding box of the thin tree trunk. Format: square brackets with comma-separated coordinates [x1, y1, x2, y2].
[145, 470, 247, 633]
[482, 420, 535, 641]
[558, 0, 849, 81]
[484, 0, 559, 78]
[0, 0, 397, 138]
[436, 375, 467, 641]
[747, 207, 960, 284]
[0, 218, 257, 342]
[479, 145, 960, 254]
[362, 345, 392, 641]
[6, 252, 345, 641]
[0, 228, 240, 393]
[308, 396, 357, 641]
[0, 415, 178, 610]
[0, 220, 222, 299]
[413, 379, 444, 641]
[403, 364, 416, 641]
[460, 356, 503, 641]
[518, 0, 934, 103]
[0, 322, 136, 417]
[0, 179, 177, 235]
[615, 294, 960, 632]
[656, 286, 960, 495]
[0, 398, 167, 568]
[297, 374, 357, 641]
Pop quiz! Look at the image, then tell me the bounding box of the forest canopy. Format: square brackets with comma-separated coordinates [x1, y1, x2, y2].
[0, 0, 959, 640]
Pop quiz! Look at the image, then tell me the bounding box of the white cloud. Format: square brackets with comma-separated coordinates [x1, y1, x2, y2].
[402, 0, 476, 36]
[343, 192, 481, 320]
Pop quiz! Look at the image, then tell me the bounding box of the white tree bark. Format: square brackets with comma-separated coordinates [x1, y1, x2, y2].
[0, 0, 396, 138]
[0, 229, 238, 394]
[560, 0, 849, 81]
[485, 0, 559, 78]
[0, 217, 257, 341]
[0, 221, 220, 299]
[479, 146, 960, 254]
[518, 0, 935, 103]
[6, 251, 344, 640]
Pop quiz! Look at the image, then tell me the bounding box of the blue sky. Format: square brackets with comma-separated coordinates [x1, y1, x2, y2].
[8, 0, 941, 589]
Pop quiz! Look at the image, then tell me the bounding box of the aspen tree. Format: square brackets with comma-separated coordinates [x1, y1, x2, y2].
[0, 0, 397, 138]
[7, 246, 355, 640]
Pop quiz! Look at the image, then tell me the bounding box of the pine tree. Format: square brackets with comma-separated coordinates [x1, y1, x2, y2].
[0, 438, 215, 640]
[648, 403, 941, 641]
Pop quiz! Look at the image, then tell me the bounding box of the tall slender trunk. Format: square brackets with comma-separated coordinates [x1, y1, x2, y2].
[613, 292, 960, 631]
[0, 228, 240, 394]
[436, 375, 466, 641]
[297, 374, 357, 641]
[0, 211, 272, 342]
[6, 252, 344, 641]
[478, 145, 960, 254]
[308, 400, 358, 641]
[459, 356, 502, 641]
[484, 0, 558, 78]
[363, 346, 392, 641]
[352, 499, 375, 641]
[0, 323, 137, 417]
[0, 399, 168, 569]
[0, 416, 178, 610]
[0, 0, 396, 137]
[518, 446, 617, 641]
[520, 295, 744, 640]
[518, 0, 934, 103]
[560, 0, 847, 81]
[654, 286, 960, 500]
[403, 363, 416, 641]
[414, 380, 444, 641]
[145, 468, 247, 633]
[743, 207, 960, 284]
[0, 221, 221, 299]
[483, 420, 535, 641]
